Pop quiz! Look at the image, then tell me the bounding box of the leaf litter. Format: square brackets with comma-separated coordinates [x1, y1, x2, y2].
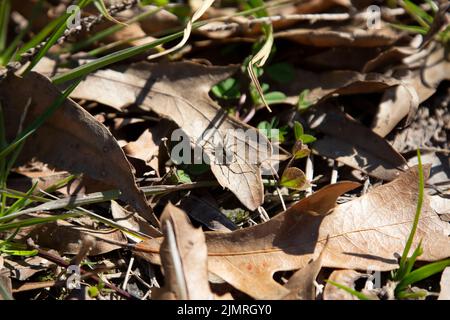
[0, 0, 449, 300]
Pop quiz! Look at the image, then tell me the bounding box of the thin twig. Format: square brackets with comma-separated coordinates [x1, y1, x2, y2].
[305, 155, 314, 196]
[26, 239, 135, 300]
[121, 256, 134, 291]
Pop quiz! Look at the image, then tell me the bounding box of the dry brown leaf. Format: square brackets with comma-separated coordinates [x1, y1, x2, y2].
[372, 44, 450, 137]
[122, 121, 172, 175]
[154, 203, 214, 300]
[0, 72, 158, 225]
[123, 129, 159, 163]
[70, 62, 272, 211]
[0, 257, 12, 300]
[137, 166, 450, 299]
[438, 267, 450, 300]
[28, 219, 127, 255]
[430, 195, 450, 222]
[282, 249, 325, 300]
[282, 69, 400, 106]
[137, 180, 359, 299]
[306, 105, 407, 180]
[2, 255, 54, 281]
[362, 47, 415, 73]
[304, 47, 381, 71]
[275, 27, 398, 47]
[323, 270, 364, 300]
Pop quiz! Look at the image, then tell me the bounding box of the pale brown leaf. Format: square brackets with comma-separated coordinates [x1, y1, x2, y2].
[282, 69, 401, 106]
[70, 62, 272, 210]
[137, 166, 450, 299]
[306, 105, 407, 180]
[154, 203, 213, 300]
[323, 270, 364, 300]
[372, 44, 450, 137]
[0, 72, 158, 225]
[438, 267, 450, 300]
[282, 250, 324, 300]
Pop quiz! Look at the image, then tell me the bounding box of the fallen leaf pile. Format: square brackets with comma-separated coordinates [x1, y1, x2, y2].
[0, 0, 449, 300]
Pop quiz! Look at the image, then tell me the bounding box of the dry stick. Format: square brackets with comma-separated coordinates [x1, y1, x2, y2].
[330, 160, 338, 184]
[121, 256, 134, 291]
[0, 181, 217, 223]
[198, 7, 408, 33]
[305, 154, 314, 196]
[14, 0, 140, 70]
[276, 187, 287, 211]
[257, 206, 270, 222]
[26, 239, 135, 300]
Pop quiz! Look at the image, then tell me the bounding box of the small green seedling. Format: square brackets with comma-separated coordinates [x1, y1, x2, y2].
[279, 167, 310, 191]
[212, 78, 241, 100]
[297, 90, 313, 111]
[294, 121, 316, 144]
[258, 117, 288, 143]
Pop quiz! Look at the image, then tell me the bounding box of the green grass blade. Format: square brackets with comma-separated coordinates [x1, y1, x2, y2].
[24, 0, 91, 73]
[0, 181, 216, 223]
[4, 182, 38, 216]
[69, 6, 161, 53]
[424, 0, 438, 13]
[0, 212, 79, 232]
[0, 0, 44, 65]
[52, 30, 184, 84]
[400, 0, 432, 28]
[403, 240, 423, 277]
[0, 188, 49, 203]
[396, 258, 450, 294]
[389, 23, 429, 35]
[0, 0, 11, 53]
[52, 0, 290, 84]
[396, 289, 428, 299]
[87, 35, 145, 56]
[325, 280, 372, 300]
[395, 149, 424, 280]
[17, 15, 64, 56]
[0, 77, 82, 160]
[93, 0, 126, 26]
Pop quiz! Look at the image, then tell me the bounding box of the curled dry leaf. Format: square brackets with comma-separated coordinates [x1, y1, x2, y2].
[136, 180, 360, 299]
[306, 105, 407, 180]
[2, 255, 54, 281]
[282, 69, 401, 106]
[0, 72, 157, 225]
[153, 203, 214, 300]
[70, 62, 272, 211]
[282, 249, 325, 300]
[323, 270, 365, 300]
[430, 195, 450, 222]
[372, 44, 450, 137]
[137, 166, 450, 299]
[438, 267, 450, 300]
